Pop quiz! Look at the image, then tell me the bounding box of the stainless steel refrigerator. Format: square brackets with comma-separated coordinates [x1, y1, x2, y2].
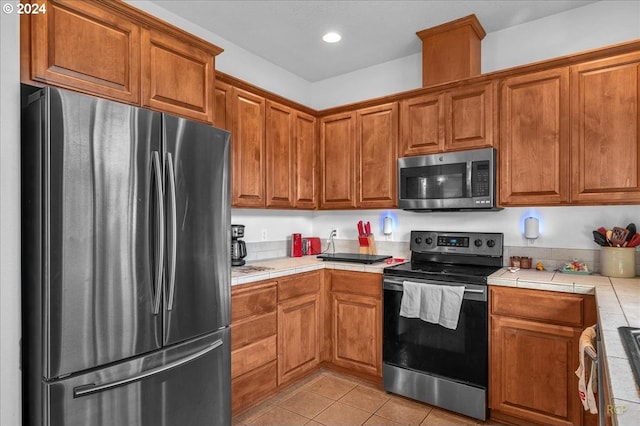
[21, 86, 231, 426]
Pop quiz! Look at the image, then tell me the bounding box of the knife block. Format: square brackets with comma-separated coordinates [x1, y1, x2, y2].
[358, 235, 377, 255]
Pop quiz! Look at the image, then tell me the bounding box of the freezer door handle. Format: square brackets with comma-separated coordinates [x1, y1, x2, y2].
[151, 151, 165, 315]
[166, 152, 177, 311]
[73, 339, 224, 398]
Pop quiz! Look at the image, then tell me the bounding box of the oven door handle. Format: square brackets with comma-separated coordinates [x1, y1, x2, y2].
[383, 278, 487, 299]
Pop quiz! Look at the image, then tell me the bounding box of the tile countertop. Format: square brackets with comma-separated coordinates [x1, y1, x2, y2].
[488, 268, 640, 426]
[231, 255, 405, 286]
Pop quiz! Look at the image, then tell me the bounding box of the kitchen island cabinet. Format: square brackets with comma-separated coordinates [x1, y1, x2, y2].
[329, 270, 383, 381]
[489, 286, 597, 426]
[399, 81, 495, 156]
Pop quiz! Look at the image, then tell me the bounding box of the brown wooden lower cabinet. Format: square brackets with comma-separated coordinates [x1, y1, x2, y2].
[277, 271, 321, 385]
[230, 281, 277, 415]
[489, 286, 597, 426]
[329, 270, 382, 380]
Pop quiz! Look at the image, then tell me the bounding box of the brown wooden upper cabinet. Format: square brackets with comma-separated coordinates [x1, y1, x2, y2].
[23, 0, 141, 104]
[229, 88, 317, 209]
[320, 111, 358, 209]
[21, 0, 222, 123]
[141, 28, 216, 123]
[265, 101, 318, 209]
[570, 52, 640, 204]
[232, 88, 266, 207]
[357, 103, 398, 208]
[320, 103, 398, 209]
[500, 52, 640, 206]
[499, 67, 571, 206]
[399, 81, 495, 156]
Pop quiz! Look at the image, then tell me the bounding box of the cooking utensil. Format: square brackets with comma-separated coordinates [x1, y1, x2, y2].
[357, 221, 364, 236]
[610, 227, 630, 247]
[625, 223, 636, 244]
[365, 221, 371, 236]
[627, 233, 640, 248]
[593, 230, 608, 246]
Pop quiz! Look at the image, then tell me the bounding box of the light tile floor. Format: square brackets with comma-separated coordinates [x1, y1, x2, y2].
[233, 370, 499, 426]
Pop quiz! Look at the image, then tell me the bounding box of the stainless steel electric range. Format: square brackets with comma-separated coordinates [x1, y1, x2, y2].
[382, 230, 504, 421]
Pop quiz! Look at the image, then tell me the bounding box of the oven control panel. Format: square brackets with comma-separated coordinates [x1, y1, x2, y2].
[411, 231, 503, 256]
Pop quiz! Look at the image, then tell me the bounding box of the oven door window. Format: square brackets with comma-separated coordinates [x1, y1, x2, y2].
[383, 287, 487, 388]
[400, 163, 467, 200]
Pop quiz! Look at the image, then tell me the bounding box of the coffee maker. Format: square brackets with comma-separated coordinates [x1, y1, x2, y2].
[231, 224, 247, 266]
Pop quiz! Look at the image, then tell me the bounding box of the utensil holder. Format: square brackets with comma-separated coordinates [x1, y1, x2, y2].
[600, 247, 636, 278]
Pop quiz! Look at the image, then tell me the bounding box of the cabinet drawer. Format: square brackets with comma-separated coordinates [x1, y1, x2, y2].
[231, 281, 277, 322]
[231, 311, 276, 351]
[231, 360, 277, 414]
[331, 270, 381, 298]
[278, 271, 321, 301]
[231, 335, 276, 379]
[490, 286, 585, 327]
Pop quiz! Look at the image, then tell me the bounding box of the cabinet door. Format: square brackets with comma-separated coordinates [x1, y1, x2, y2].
[499, 68, 570, 205]
[320, 112, 357, 209]
[266, 101, 295, 208]
[27, 0, 140, 103]
[357, 103, 398, 208]
[331, 292, 382, 377]
[490, 315, 582, 426]
[141, 28, 215, 123]
[294, 112, 318, 209]
[399, 93, 445, 156]
[214, 80, 233, 131]
[446, 82, 495, 151]
[278, 293, 320, 385]
[232, 88, 266, 207]
[571, 52, 640, 204]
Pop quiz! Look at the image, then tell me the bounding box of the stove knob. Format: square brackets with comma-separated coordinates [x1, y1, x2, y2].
[425, 237, 433, 245]
[486, 239, 495, 248]
[474, 239, 483, 247]
[414, 237, 422, 245]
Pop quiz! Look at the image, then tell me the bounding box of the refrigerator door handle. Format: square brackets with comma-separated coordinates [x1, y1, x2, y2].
[166, 152, 178, 311]
[73, 339, 224, 398]
[151, 151, 164, 315]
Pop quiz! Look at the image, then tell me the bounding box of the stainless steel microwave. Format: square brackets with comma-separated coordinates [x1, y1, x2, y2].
[398, 147, 498, 211]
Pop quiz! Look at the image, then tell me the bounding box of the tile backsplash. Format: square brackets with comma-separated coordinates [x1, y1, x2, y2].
[243, 239, 640, 275]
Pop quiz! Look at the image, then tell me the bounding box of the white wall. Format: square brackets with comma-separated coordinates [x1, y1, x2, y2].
[0, 8, 22, 426]
[482, 0, 640, 73]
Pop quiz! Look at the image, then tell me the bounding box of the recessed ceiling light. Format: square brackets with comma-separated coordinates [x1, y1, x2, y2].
[322, 32, 341, 43]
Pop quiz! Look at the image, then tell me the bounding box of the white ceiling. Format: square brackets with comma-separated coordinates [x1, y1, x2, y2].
[150, 0, 598, 82]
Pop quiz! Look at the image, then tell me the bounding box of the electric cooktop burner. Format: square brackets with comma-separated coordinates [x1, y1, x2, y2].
[384, 230, 504, 285]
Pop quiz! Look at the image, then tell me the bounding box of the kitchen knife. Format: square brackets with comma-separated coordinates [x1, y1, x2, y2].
[357, 221, 364, 236]
[365, 221, 371, 236]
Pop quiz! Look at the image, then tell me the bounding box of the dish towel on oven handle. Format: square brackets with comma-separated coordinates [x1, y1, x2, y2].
[575, 324, 598, 414]
[400, 281, 465, 330]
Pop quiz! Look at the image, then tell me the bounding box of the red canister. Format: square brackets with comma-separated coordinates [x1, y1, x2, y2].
[291, 233, 303, 257]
